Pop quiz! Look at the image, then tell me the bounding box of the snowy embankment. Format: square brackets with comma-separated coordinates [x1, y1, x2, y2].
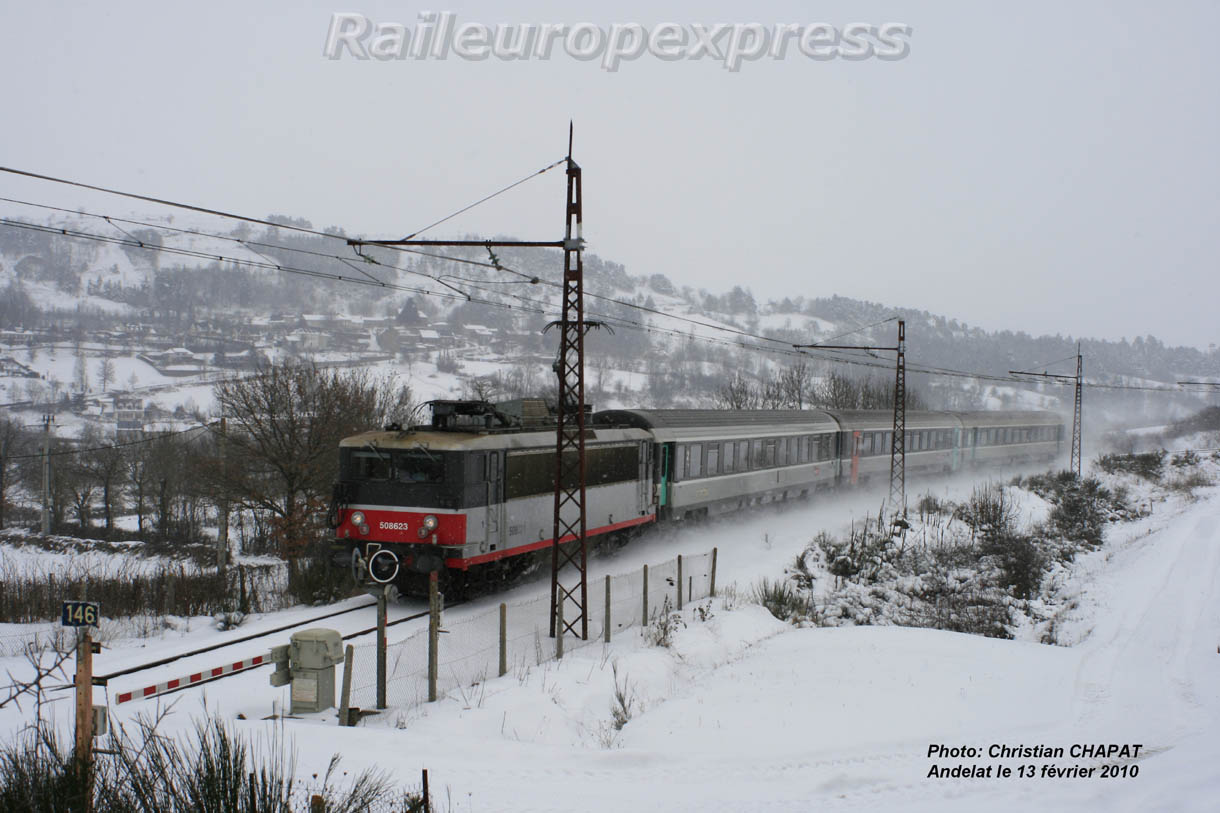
[3, 460, 1218, 811]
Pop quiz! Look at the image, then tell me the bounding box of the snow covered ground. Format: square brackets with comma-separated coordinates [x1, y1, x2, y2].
[2, 467, 1218, 811]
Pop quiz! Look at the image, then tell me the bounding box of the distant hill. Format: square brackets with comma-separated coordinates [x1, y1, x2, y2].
[2, 212, 1217, 429]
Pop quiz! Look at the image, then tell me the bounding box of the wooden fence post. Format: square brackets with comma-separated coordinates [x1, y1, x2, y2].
[677, 554, 683, 610]
[604, 574, 611, 643]
[498, 603, 507, 678]
[642, 563, 648, 624]
[710, 547, 718, 597]
[338, 644, 354, 726]
[75, 628, 94, 813]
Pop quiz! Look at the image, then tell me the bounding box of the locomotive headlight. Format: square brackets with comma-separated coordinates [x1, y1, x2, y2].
[349, 511, 366, 527]
[358, 523, 370, 535]
[422, 514, 439, 531]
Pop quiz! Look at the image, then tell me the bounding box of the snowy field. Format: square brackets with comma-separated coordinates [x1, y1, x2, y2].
[1, 464, 1218, 811]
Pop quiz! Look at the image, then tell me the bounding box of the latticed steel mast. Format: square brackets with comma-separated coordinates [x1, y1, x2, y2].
[344, 129, 586, 633]
[888, 320, 906, 511]
[794, 319, 908, 514]
[1010, 344, 1083, 477]
[549, 141, 589, 641]
[1070, 350, 1083, 477]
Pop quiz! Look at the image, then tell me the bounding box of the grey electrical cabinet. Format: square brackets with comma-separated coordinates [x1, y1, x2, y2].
[287, 628, 344, 714]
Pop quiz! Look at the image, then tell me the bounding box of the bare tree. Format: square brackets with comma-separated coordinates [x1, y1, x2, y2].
[97, 357, 116, 392]
[760, 372, 787, 409]
[814, 370, 863, 409]
[0, 417, 30, 530]
[81, 426, 126, 535]
[73, 353, 89, 394]
[714, 371, 760, 409]
[462, 375, 500, 402]
[780, 361, 813, 408]
[209, 362, 414, 558]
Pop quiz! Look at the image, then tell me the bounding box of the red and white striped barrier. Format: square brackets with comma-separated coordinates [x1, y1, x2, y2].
[115, 652, 269, 704]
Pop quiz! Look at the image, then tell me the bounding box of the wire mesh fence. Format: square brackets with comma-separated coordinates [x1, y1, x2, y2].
[346, 548, 716, 721]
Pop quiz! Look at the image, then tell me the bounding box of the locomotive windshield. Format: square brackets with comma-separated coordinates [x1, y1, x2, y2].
[347, 449, 446, 483]
[393, 451, 445, 483]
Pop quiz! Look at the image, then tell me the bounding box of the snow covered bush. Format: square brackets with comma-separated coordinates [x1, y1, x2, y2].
[645, 596, 684, 647]
[751, 578, 816, 624]
[1096, 450, 1166, 481]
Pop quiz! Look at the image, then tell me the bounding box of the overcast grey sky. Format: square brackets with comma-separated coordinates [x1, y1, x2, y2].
[2, 1, 1216, 348]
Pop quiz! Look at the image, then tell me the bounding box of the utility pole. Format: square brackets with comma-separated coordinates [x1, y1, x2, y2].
[1010, 344, 1083, 477]
[41, 413, 52, 535]
[0, 430, 7, 531]
[217, 416, 228, 572]
[794, 319, 907, 513]
[345, 126, 587, 640]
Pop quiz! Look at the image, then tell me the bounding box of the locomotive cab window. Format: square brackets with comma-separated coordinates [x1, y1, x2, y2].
[351, 450, 391, 480]
[394, 451, 446, 483]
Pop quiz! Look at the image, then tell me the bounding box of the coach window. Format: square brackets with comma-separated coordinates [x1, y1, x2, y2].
[777, 438, 788, 467]
[688, 444, 703, 478]
[750, 439, 763, 469]
[675, 447, 687, 481]
[723, 441, 735, 473]
[757, 439, 771, 467]
[707, 443, 720, 475]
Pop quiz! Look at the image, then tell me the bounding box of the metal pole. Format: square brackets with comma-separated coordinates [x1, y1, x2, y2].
[710, 547, 718, 597]
[376, 589, 387, 709]
[1071, 346, 1083, 478]
[428, 572, 439, 702]
[889, 320, 906, 513]
[555, 597, 564, 660]
[550, 124, 590, 643]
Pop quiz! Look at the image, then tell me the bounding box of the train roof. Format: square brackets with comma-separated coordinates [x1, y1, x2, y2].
[825, 410, 963, 431]
[592, 407, 1064, 441]
[339, 426, 650, 452]
[951, 410, 1064, 427]
[592, 409, 841, 441]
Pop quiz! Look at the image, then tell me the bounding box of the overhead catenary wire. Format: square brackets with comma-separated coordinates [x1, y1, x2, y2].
[0, 190, 1129, 388]
[0, 422, 216, 461]
[0, 180, 1205, 397]
[396, 156, 567, 241]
